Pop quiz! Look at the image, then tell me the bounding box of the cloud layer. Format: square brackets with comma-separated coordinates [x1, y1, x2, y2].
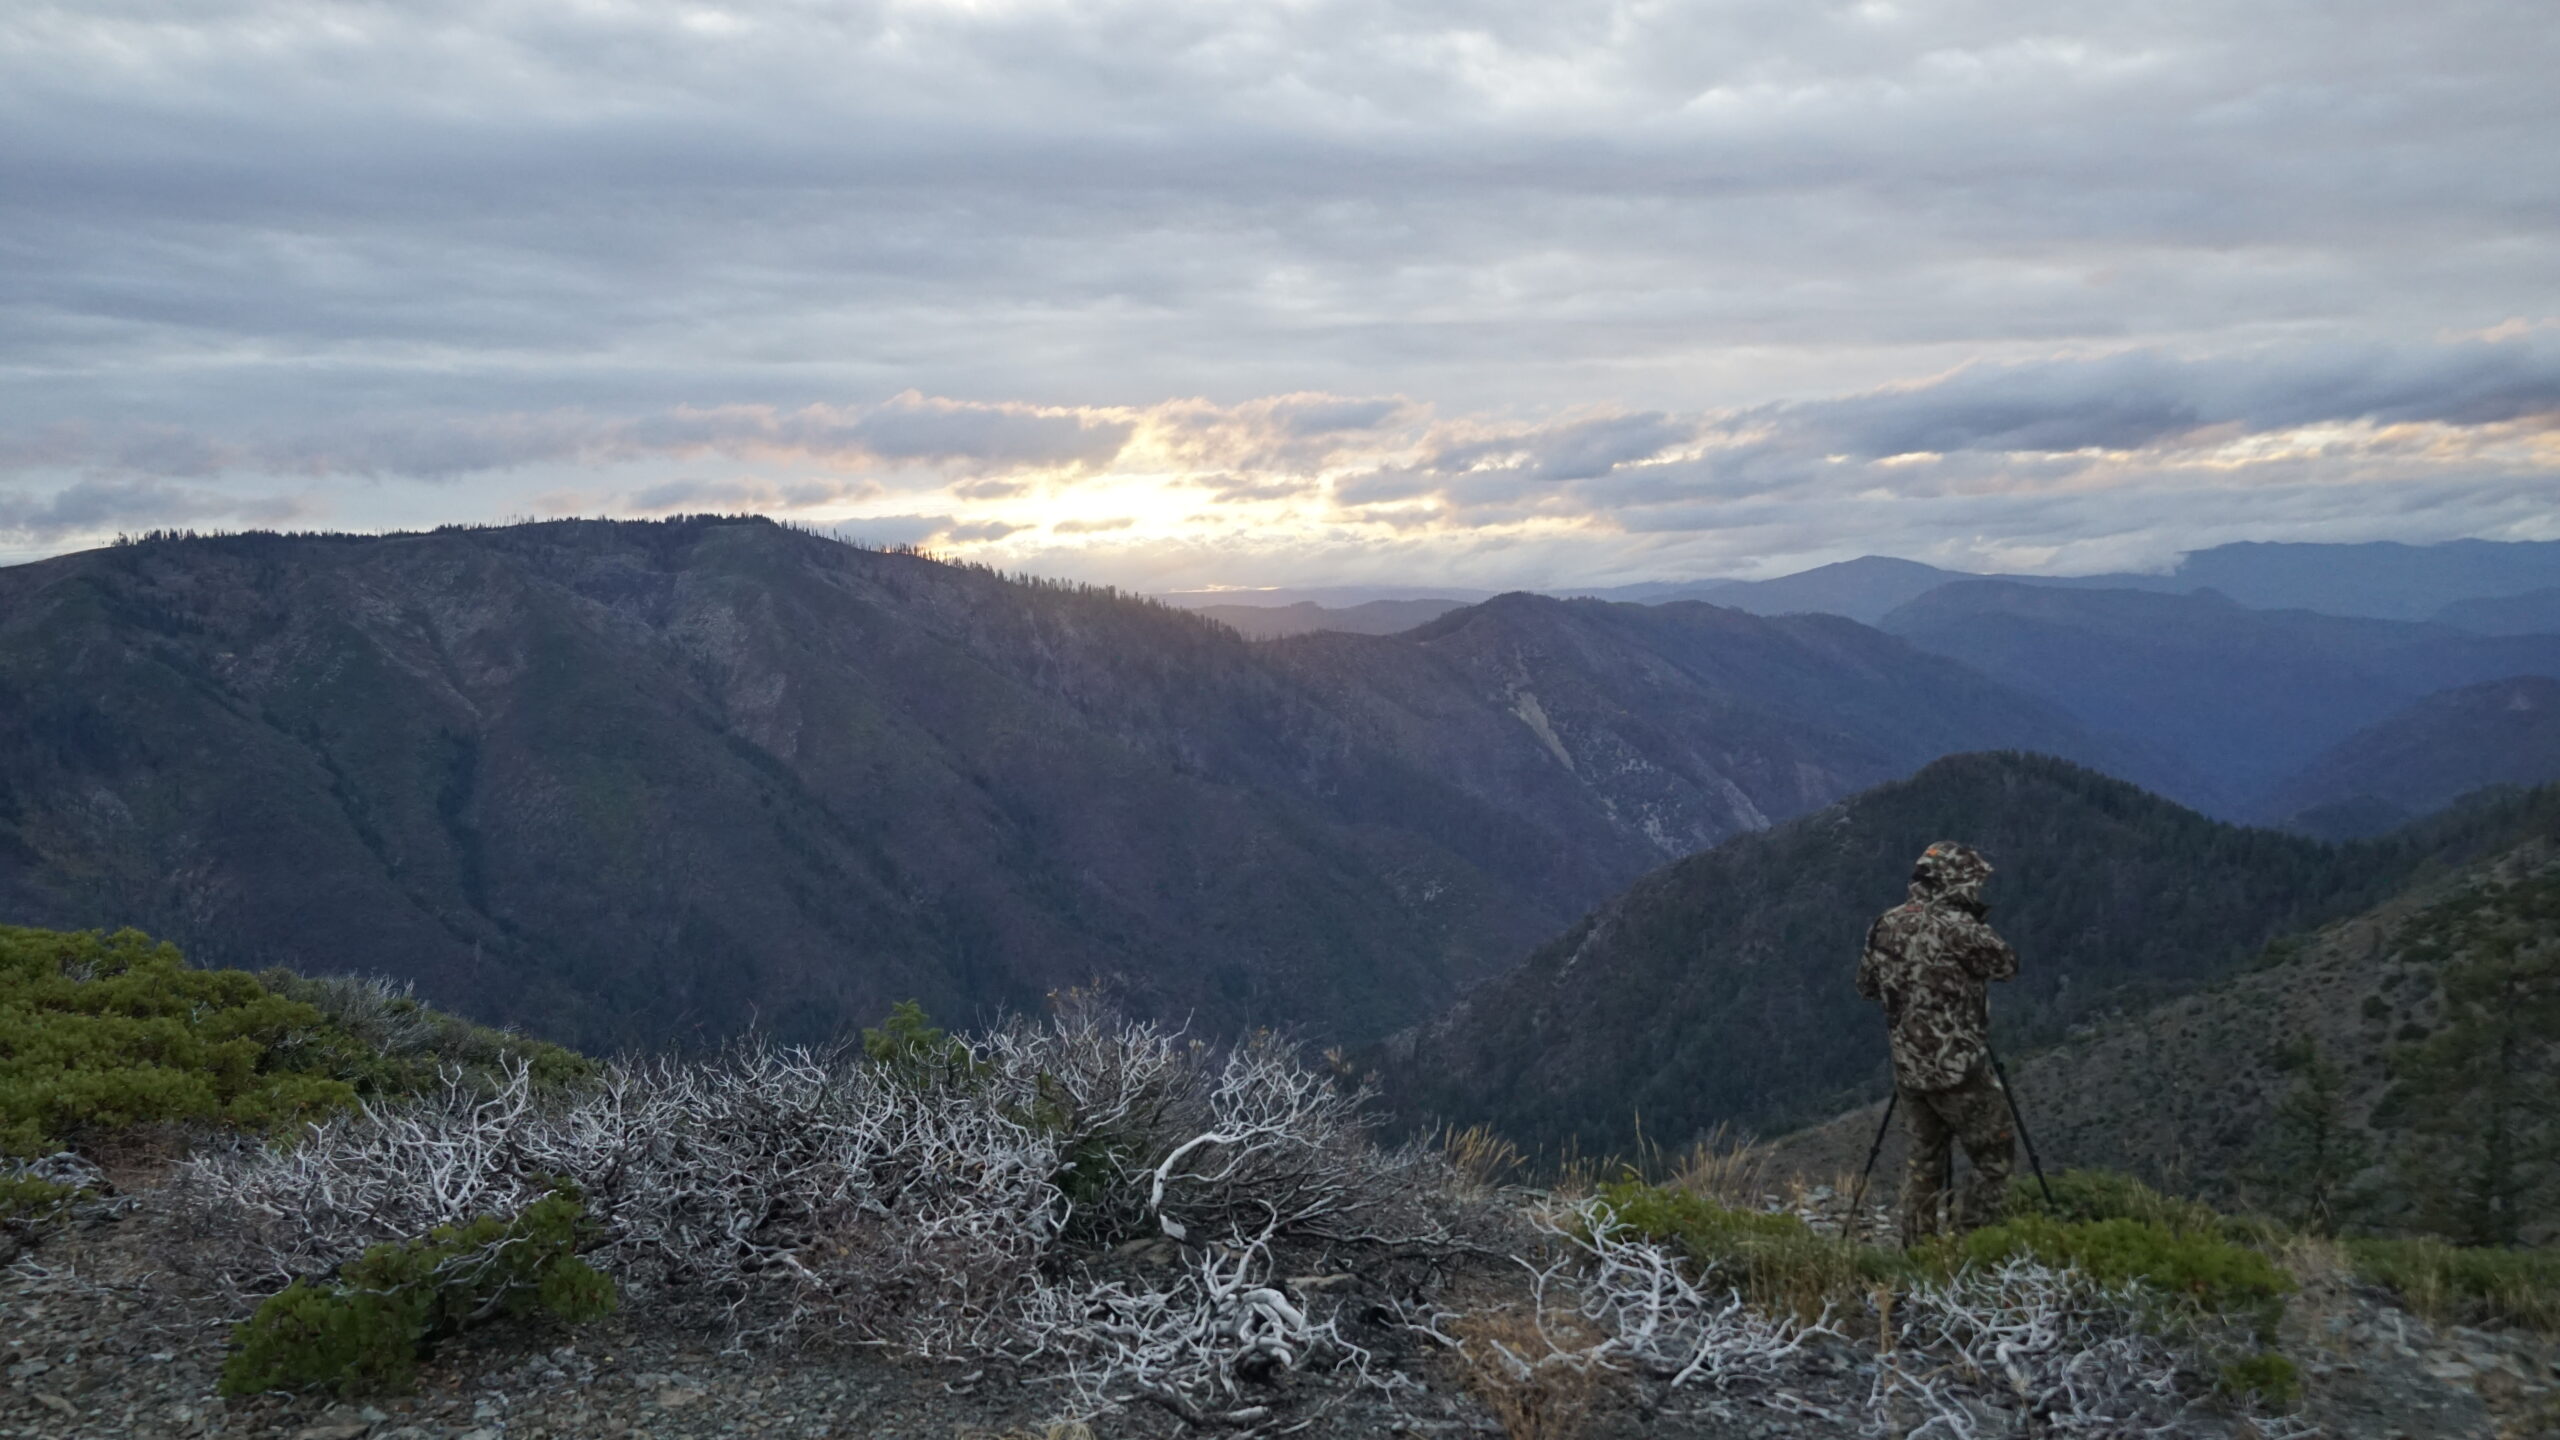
[1, 1, 2554, 579]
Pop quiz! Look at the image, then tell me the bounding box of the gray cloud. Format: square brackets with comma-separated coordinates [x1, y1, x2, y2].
[0, 1, 2552, 579]
[847, 397, 1132, 471]
[1773, 334, 2560, 459]
[0, 476, 306, 540]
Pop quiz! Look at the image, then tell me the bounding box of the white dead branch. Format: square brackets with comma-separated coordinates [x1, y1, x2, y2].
[1004, 1219, 1405, 1424]
[1525, 1198, 1834, 1391]
[1864, 1257, 2209, 1439]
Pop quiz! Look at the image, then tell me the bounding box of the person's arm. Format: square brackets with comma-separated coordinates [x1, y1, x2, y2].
[1854, 918, 1884, 1001]
[1964, 918, 2019, 982]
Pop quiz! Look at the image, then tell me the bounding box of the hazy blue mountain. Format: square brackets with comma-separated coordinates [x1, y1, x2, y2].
[1878, 582, 2560, 812]
[1373, 752, 2438, 1155]
[2156, 539, 2560, 621]
[0, 519, 2115, 1052]
[2257, 675, 2560, 838]
[1191, 598, 1468, 639]
[2436, 586, 2560, 635]
[1163, 584, 1496, 609]
[1673, 556, 1965, 622]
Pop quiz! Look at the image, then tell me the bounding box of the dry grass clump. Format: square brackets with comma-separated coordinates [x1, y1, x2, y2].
[1440, 1124, 1526, 1195]
[1449, 1306, 1608, 1440]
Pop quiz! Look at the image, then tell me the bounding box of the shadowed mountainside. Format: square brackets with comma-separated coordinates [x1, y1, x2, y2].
[1373, 752, 2443, 1157]
[1879, 583, 2560, 814]
[2259, 675, 2560, 838]
[0, 518, 2113, 1051]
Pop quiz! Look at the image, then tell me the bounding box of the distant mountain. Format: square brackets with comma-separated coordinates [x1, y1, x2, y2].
[2156, 539, 2560, 621]
[2436, 586, 2560, 636]
[1671, 557, 1964, 624]
[1878, 583, 2560, 812]
[1695, 539, 2560, 625]
[1191, 598, 1467, 639]
[1167, 538, 2560, 628]
[1372, 752, 2416, 1156]
[0, 519, 2114, 1052]
[2257, 676, 2560, 838]
[1162, 584, 1496, 609]
[1767, 786, 2560, 1241]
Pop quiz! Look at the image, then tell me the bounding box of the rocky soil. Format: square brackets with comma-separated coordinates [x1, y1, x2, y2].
[7, 1178, 2556, 1439]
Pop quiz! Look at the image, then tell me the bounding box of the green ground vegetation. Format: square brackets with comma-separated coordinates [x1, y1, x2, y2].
[1596, 1168, 2288, 1330]
[2346, 1238, 2560, 1332]
[0, 924, 589, 1158]
[2369, 861, 2560, 1247]
[220, 1182, 615, 1397]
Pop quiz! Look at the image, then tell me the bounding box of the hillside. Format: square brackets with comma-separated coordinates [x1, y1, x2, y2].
[1769, 785, 2560, 1244]
[1372, 752, 2421, 1155]
[1879, 582, 2560, 812]
[2260, 675, 2560, 838]
[0, 518, 2108, 1051]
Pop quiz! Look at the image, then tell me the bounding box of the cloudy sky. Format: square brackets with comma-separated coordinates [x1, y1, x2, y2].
[3, 1, 2554, 588]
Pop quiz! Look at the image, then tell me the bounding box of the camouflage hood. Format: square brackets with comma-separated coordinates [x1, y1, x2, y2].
[1908, 841, 1993, 912]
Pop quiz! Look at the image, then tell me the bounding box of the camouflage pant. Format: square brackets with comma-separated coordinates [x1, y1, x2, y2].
[1898, 1062, 2015, 1246]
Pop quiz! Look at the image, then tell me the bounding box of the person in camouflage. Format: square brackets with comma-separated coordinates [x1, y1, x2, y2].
[1856, 841, 2020, 1245]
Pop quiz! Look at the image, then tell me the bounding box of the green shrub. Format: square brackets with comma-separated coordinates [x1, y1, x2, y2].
[861, 1000, 984, 1088]
[1595, 1181, 1901, 1320]
[0, 925, 592, 1158]
[220, 1183, 615, 1397]
[0, 1174, 82, 1225]
[2018, 1168, 2224, 1233]
[1955, 1213, 2292, 1337]
[2219, 1349, 2301, 1408]
[0, 926, 357, 1156]
[2347, 1237, 2560, 1333]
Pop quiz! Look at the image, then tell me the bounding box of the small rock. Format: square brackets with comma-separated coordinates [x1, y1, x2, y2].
[33, 1392, 77, 1418]
[293, 1424, 371, 1440]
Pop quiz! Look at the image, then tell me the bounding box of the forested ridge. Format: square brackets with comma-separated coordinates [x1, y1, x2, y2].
[1375, 753, 2550, 1157]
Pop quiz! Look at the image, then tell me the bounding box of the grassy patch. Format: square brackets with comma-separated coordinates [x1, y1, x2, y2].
[2347, 1237, 2560, 1334]
[1593, 1181, 1899, 1321]
[1951, 1213, 2292, 1338]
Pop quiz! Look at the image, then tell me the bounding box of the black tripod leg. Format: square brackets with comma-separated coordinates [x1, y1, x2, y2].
[1989, 1048, 2056, 1208]
[1847, 1090, 1899, 1240]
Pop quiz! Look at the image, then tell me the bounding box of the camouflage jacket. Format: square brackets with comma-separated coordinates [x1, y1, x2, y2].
[1856, 888, 2018, 1092]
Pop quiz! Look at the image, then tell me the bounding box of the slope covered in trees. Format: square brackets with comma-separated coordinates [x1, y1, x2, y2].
[1374, 752, 2480, 1156]
[0, 518, 2109, 1050]
[2258, 675, 2560, 838]
[1770, 784, 2560, 1246]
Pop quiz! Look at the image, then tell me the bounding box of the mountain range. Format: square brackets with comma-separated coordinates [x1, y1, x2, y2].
[1876, 582, 2560, 814]
[2258, 675, 2560, 838]
[0, 518, 2110, 1051]
[1369, 751, 2523, 1156]
[1168, 540, 2560, 645]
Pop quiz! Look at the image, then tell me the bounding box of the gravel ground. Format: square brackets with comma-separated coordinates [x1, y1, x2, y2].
[8, 1180, 2556, 1439]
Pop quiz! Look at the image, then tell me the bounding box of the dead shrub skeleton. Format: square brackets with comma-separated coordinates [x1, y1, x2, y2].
[165, 1002, 2300, 1432]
